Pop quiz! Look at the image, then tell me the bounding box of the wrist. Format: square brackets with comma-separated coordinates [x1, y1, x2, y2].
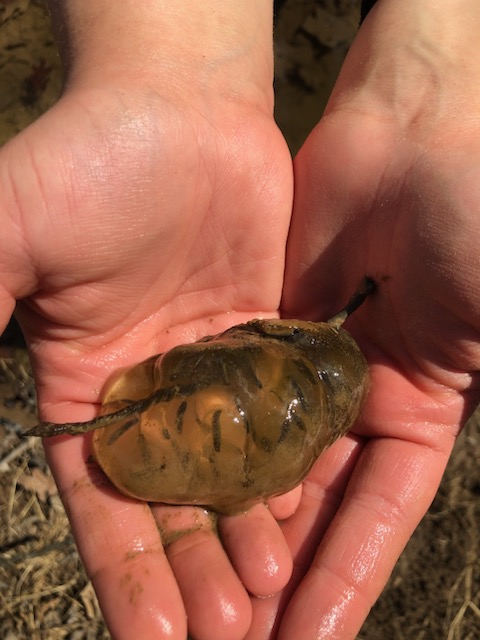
[328, 0, 480, 129]
[363, 0, 480, 50]
[47, 0, 275, 112]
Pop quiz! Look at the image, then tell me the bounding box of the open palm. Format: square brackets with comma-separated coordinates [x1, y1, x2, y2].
[0, 83, 293, 639]
[247, 5, 480, 638]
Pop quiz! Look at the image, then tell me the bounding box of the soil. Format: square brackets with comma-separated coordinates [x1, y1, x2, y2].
[0, 2, 479, 639]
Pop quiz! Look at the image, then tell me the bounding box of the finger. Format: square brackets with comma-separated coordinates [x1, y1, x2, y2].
[44, 436, 187, 639]
[244, 593, 283, 640]
[276, 435, 455, 640]
[281, 435, 365, 564]
[245, 434, 364, 639]
[152, 504, 252, 640]
[266, 484, 303, 520]
[219, 502, 293, 598]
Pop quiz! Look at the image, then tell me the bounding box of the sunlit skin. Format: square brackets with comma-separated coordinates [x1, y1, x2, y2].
[1, 0, 480, 639]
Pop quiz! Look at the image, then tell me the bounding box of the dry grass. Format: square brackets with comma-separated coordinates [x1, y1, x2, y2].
[0, 349, 109, 639]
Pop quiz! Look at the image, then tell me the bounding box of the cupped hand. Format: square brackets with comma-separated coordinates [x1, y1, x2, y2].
[247, 1, 480, 638]
[0, 4, 295, 638]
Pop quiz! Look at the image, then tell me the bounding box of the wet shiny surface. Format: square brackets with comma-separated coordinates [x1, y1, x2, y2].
[90, 319, 369, 514]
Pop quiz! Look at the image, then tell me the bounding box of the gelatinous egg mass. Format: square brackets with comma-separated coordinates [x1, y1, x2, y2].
[27, 278, 374, 514]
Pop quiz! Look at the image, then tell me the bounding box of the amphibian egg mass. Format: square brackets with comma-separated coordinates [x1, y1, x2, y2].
[28, 278, 375, 514]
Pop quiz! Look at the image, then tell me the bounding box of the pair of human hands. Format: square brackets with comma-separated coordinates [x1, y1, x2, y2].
[2, 1, 480, 638]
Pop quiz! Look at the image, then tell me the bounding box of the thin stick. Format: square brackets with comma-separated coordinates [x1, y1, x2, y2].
[24, 383, 195, 438]
[327, 276, 376, 328]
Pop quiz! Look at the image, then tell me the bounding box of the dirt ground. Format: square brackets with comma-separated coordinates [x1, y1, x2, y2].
[0, 1, 479, 639]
